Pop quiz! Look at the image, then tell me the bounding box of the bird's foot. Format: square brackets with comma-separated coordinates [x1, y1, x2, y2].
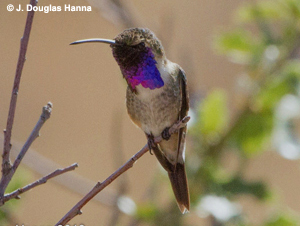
[161, 127, 171, 140]
[146, 134, 156, 155]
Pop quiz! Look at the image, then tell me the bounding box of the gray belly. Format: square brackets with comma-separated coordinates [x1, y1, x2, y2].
[126, 82, 180, 136]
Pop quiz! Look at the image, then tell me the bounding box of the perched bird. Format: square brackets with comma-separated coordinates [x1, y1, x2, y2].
[71, 28, 190, 213]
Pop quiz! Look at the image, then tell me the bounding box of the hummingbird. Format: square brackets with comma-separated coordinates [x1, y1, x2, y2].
[71, 28, 190, 213]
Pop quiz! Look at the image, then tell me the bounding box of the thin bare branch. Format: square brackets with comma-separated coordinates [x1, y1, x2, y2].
[12, 102, 52, 172]
[2, 0, 37, 179]
[2, 163, 78, 204]
[0, 102, 52, 202]
[55, 116, 190, 225]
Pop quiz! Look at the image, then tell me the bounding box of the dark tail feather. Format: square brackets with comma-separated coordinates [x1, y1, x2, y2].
[168, 163, 190, 214]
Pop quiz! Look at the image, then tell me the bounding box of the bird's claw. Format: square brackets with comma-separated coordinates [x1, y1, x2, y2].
[147, 134, 156, 155]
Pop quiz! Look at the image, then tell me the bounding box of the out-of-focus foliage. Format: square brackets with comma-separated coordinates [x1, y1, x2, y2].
[264, 213, 300, 226]
[0, 167, 31, 224]
[192, 89, 229, 142]
[133, 0, 300, 225]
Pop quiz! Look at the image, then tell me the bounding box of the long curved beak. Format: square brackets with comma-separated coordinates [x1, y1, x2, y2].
[70, 38, 116, 45]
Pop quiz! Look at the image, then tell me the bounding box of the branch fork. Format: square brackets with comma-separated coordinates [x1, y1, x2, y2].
[0, 0, 77, 207]
[0, 102, 78, 205]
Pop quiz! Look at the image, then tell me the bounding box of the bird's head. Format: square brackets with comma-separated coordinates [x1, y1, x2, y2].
[71, 28, 165, 91]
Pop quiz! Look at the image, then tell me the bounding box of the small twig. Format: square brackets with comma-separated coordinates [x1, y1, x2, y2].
[2, 163, 78, 204]
[1, 0, 37, 196]
[55, 116, 190, 225]
[12, 102, 52, 173]
[0, 102, 52, 202]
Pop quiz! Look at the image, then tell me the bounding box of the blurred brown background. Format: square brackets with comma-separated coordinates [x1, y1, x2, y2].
[1, 0, 300, 225]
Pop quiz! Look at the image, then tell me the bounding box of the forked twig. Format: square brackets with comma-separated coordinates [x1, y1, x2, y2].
[0, 102, 53, 205]
[55, 116, 190, 225]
